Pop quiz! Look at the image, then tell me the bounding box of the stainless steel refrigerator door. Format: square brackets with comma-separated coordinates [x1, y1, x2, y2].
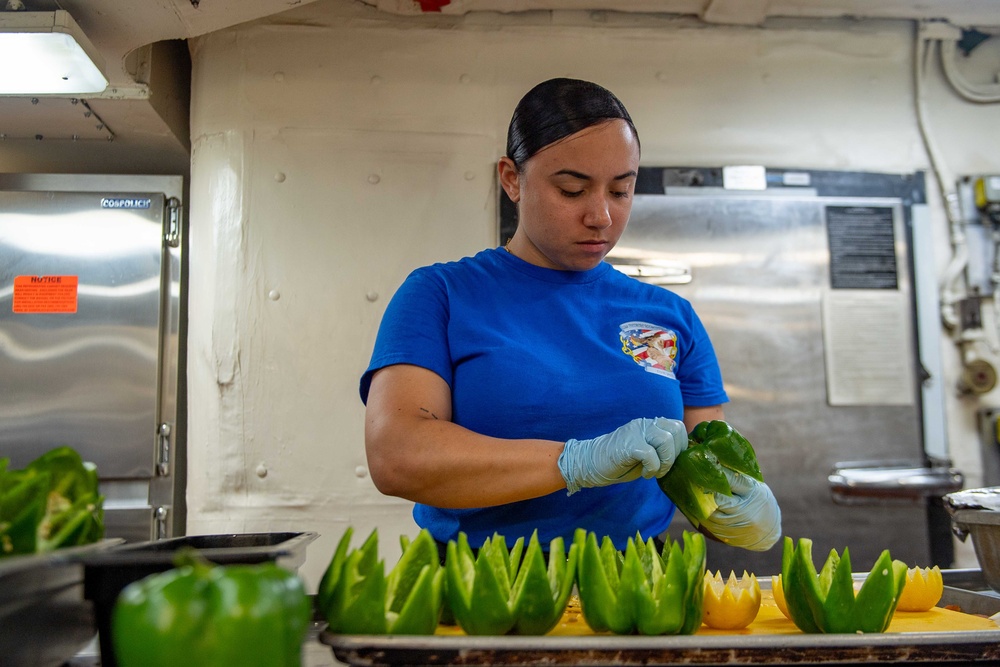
[611, 192, 930, 574]
[0, 191, 166, 480]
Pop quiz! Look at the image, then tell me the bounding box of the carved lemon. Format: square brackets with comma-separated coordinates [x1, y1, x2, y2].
[771, 574, 791, 619]
[895, 565, 943, 612]
[702, 570, 761, 630]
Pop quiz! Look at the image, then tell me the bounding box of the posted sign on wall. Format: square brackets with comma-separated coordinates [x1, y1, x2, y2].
[12, 275, 79, 314]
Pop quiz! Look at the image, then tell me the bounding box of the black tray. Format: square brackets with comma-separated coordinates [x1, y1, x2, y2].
[81, 531, 318, 667]
[0, 539, 124, 667]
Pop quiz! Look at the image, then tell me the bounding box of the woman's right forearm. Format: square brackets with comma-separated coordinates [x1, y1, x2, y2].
[363, 364, 568, 508]
[365, 411, 567, 508]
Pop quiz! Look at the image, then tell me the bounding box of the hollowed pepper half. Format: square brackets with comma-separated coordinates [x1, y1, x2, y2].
[657, 420, 764, 527]
[573, 528, 706, 635]
[318, 527, 444, 635]
[444, 529, 578, 635]
[781, 536, 907, 634]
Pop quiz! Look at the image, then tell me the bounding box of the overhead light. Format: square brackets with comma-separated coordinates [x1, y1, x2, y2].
[0, 10, 108, 95]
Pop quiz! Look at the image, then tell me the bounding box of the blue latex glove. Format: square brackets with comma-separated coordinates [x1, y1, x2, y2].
[558, 417, 688, 495]
[701, 468, 782, 551]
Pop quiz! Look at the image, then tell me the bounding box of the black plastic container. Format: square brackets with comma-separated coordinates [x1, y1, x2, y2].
[81, 531, 318, 667]
[0, 539, 124, 667]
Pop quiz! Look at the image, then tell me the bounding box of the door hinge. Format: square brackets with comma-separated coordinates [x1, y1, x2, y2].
[165, 196, 181, 248]
[156, 422, 172, 476]
[154, 506, 171, 540]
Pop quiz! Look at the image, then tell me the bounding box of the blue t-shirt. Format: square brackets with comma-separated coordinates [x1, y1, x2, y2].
[360, 248, 728, 549]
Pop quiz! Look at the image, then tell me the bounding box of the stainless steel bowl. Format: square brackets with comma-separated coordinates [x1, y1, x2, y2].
[950, 508, 1000, 593]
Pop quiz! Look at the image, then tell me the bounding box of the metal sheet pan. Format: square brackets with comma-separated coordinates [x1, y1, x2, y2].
[320, 579, 1000, 667]
[320, 630, 1000, 666]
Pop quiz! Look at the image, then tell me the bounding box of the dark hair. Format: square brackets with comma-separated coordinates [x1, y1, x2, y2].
[505, 78, 639, 168]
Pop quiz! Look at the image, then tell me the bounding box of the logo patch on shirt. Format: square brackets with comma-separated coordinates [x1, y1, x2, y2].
[619, 321, 678, 378]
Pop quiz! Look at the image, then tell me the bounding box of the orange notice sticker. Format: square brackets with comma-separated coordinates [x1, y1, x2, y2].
[13, 275, 79, 314]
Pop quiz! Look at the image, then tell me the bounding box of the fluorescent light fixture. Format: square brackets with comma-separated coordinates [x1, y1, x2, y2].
[0, 10, 108, 95]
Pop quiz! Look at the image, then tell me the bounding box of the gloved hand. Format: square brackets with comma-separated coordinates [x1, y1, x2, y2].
[558, 417, 688, 495]
[701, 468, 782, 551]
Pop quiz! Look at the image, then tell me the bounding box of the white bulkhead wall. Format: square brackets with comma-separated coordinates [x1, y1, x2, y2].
[186, 2, 1000, 589]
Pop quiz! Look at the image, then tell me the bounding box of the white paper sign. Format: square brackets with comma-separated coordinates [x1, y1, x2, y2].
[722, 165, 767, 191]
[822, 290, 915, 406]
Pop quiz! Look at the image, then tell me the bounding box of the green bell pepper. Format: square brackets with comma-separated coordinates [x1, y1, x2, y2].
[573, 528, 706, 635]
[781, 536, 908, 634]
[444, 529, 578, 636]
[0, 446, 104, 557]
[657, 420, 764, 527]
[318, 527, 444, 635]
[112, 551, 311, 667]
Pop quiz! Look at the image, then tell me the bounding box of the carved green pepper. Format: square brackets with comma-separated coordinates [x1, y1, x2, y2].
[318, 527, 444, 635]
[444, 530, 578, 635]
[573, 528, 706, 635]
[781, 536, 907, 634]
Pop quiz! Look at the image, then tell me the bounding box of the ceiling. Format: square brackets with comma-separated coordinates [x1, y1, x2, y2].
[2, 0, 999, 172]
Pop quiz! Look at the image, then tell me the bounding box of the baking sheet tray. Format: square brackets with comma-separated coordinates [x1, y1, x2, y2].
[320, 589, 1000, 666]
[323, 631, 1000, 666]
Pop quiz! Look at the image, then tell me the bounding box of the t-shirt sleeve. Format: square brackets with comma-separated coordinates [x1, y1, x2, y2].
[677, 305, 729, 407]
[359, 268, 454, 404]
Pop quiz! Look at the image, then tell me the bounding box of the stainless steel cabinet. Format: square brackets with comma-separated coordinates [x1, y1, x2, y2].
[0, 174, 184, 542]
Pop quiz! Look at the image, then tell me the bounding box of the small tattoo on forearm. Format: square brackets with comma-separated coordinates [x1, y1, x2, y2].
[419, 408, 439, 420]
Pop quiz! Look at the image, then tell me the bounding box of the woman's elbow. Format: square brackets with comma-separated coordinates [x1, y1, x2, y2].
[365, 443, 415, 499]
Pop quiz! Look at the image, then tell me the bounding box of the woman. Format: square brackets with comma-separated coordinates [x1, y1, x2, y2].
[361, 78, 780, 553]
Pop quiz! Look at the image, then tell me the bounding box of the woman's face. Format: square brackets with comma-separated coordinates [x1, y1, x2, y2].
[499, 119, 640, 272]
